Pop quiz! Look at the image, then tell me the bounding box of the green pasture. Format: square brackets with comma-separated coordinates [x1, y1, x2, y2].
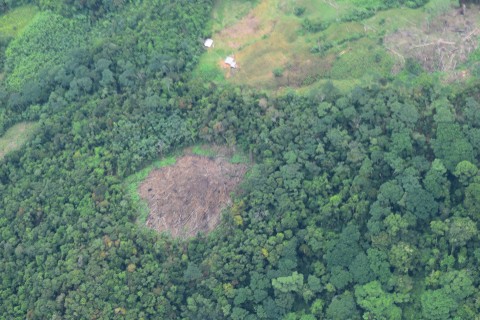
[193, 0, 469, 92]
[191, 145, 217, 157]
[192, 144, 250, 163]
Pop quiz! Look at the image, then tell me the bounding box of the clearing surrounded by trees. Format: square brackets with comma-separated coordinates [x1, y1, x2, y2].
[0, 122, 37, 160]
[138, 149, 248, 238]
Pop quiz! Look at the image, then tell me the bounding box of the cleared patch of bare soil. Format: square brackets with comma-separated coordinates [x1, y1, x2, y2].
[384, 6, 479, 75]
[139, 153, 247, 238]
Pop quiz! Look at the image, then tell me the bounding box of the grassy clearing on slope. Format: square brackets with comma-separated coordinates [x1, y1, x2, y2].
[194, 0, 337, 90]
[330, 38, 394, 79]
[195, 0, 475, 91]
[193, 0, 415, 91]
[0, 122, 38, 160]
[191, 144, 250, 163]
[0, 5, 38, 38]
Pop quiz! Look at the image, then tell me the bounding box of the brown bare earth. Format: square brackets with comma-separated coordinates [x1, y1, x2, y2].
[384, 6, 479, 75]
[139, 153, 248, 238]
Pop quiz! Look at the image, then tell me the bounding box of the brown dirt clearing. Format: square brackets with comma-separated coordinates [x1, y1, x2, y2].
[384, 6, 480, 76]
[139, 151, 248, 238]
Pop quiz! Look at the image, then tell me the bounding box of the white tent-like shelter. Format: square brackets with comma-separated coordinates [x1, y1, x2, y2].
[225, 56, 237, 68]
[204, 39, 214, 48]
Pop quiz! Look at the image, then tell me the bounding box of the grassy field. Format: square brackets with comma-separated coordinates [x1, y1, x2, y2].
[0, 5, 39, 38]
[193, 0, 470, 92]
[0, 122, 38, 160]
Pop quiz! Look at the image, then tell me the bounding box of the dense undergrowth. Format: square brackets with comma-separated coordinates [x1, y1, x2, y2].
[1, 0, 480, 319]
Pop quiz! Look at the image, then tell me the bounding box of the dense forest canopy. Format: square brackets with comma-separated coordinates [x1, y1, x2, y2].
[1, 0, 480, 319]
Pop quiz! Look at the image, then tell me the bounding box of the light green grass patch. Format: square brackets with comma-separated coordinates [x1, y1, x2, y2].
[299, 0, 348, 22]
[0, 122, 38, 160]
[192, 47, 228, 83]
[423, 0, 456, 17]
[230, 152, 249, 164]
[125, 156, 177, 224]
[330, 38, 394, 79]
[340, 0, 384, 9]
[346, 0, 381, 6]
[0, 5, 39, 38]
[321, 22, 364, 43]
[366, 7, 424, 33]
[192, 145, 217, 157]
[191, 144, 249, 164]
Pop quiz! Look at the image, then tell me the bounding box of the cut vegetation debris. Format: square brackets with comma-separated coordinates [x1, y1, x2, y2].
[139, 148, 248, 239]
[384, 3, 480, 76]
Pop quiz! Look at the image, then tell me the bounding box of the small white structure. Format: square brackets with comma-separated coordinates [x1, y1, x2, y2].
[225, 56, 237, 68]
[204, 39, 214, 48]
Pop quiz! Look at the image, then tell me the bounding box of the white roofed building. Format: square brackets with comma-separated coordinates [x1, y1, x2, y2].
[225, 56, 237, 68]
[204, 39, 214, 48]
